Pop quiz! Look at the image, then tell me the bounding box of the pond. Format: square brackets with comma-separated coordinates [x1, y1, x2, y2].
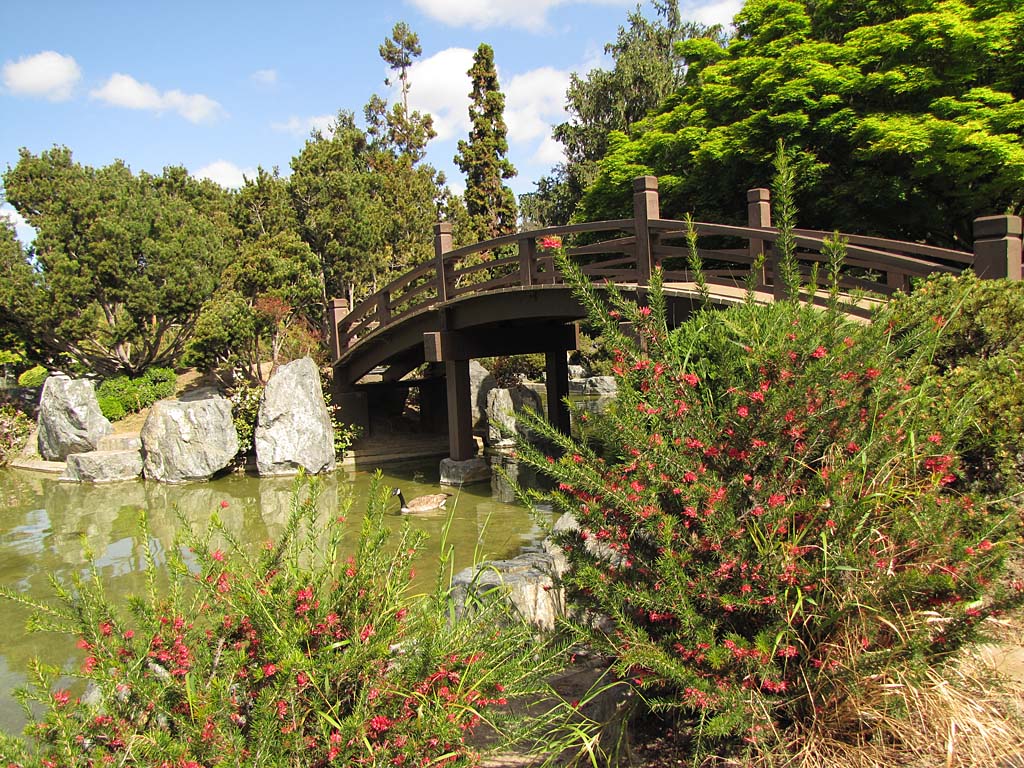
[0, 462, 549, 736]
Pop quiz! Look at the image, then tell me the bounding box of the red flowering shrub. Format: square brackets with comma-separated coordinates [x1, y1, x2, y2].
[518, 257, 1024, 758]
[2, 478, 557, 767]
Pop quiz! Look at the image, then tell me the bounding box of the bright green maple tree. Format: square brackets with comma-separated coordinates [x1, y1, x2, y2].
[580, 0, 1024, 248]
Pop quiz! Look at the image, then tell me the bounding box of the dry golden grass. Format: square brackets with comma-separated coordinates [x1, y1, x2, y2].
[742, 633, 1024, 768]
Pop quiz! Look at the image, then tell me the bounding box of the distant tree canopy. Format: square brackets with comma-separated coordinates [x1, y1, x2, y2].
[1, 147, 233, 375]
[578, 0, 1024, 247]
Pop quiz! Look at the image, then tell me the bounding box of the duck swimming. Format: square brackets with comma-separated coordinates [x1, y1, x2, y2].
[392, 488, 452, 514]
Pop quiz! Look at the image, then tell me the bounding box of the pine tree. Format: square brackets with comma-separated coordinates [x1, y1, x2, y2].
[454, 43, 517, 240]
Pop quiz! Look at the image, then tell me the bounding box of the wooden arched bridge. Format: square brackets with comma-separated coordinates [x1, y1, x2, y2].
[330, 176, 1023, 463]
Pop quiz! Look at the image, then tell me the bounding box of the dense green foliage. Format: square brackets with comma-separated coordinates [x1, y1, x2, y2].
[16, 365, 48, 389]
[518, 251, 1023, 760]
[579, 0, 1024, 247]
[2, 150, 233, 375]
[227, 380, 263, 457]
[1, 479, 560, 767]
[0, 404, 32, 466]
[455, 44, 518, 240]
[185, 227, 323, 384]
[95, 367, 177, 422]
[525, 1, 729, 226]
[888, 271, 1024, 494]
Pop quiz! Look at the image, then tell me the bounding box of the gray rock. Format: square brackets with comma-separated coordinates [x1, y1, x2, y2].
[439, 456, 490, 486]
[469, 360, 496, 428]
[255, 357, 335, 476]
[568, 364, 587, 380]
[451, 552, 564, 631]
[489, 447, 539, 504]
[36, 376, 113, 461]
[62, 450, 143, 483]
[141, 394, 238, 483]
[485, 386, 543, 447]
[97, 433, 142, 452]
[583, 376, 618, 395]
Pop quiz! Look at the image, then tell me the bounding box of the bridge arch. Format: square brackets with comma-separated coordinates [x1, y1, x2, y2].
[330, 176, 1022, 463]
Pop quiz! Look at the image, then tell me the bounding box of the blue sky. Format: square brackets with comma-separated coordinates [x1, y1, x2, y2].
[0, 0, 741, 242]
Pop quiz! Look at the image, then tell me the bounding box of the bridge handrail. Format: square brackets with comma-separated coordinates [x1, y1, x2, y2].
[332, 178, 1021, 362]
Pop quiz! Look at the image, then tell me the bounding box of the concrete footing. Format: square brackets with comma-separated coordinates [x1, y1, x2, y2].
[439, 456, 490, 486]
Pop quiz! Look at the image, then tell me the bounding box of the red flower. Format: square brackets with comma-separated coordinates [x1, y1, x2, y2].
[811, 346, 827, 359]
[220, 500, 229, 508]
[538, 235, 562, 250]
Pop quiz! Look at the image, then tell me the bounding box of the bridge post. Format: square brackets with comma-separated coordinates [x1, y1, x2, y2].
[445, 359, 476, 461]
[545, 349, 571, 436]
[434, 222, 453, 302]
[327, 297, 349, 360]
[518, 236, 536, 287]
[633, 176, 660, 286]
[973, 215, 1023, 281]
[747, 188, 772, 292]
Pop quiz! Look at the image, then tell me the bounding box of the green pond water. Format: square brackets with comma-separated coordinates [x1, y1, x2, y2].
[0, 462, 548, 736]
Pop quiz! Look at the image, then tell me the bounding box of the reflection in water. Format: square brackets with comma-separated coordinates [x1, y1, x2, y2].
[0, 462, 547, 736]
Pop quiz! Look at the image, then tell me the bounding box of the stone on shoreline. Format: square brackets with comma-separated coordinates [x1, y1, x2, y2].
[141, 390, 238, 483]
[36, 376, 112, 461]
[255, 357, 335, 476]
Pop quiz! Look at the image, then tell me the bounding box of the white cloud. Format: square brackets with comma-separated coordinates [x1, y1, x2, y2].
[531, 134, 566, 166]
[90, 73, 225, 123]
[252, 68, 278, 86]
[409, 0, 628, 31]
[271, 114, 335, 137]
[3, 51, 81, 101]
[687, 0, 742, 28]
[193, 160, 255, 190]
[505, 66, 570, 143]
[0, 205, 36, 244]
[404, 47, 474, 141]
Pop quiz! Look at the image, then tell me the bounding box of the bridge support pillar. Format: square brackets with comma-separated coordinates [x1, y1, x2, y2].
[445, 359, 476, 461]
[545, 349, 571, 436]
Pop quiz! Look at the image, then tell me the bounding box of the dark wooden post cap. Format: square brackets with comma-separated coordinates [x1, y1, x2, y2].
[633, 175, 658, 193]
[747, 188, 771, 203]
[434, 221, 453, 236]
[974, 215, 1022, 240]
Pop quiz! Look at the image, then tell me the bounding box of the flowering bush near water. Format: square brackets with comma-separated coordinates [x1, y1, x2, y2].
[0, 477, 559, 767]
[517, 248, 1024, 760]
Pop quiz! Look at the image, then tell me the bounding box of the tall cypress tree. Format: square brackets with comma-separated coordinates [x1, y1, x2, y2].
[454, 44, 517, 240]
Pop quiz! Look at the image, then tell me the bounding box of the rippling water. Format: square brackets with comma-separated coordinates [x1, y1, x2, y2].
[0, 462, 547, 736]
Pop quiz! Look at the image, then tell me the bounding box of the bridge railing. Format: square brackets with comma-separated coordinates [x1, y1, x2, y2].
[330, 176, 1021, 362]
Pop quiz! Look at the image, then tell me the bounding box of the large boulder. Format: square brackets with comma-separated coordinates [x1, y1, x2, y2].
[469, 360, 496, 428]
[63, 450, 143, 483]
[485, 386, 543, 447]
[141, 391, 238, 483]
[37, 376, 113, 461]
[255, 357, 335, 476]
[451, 552, 564, 631]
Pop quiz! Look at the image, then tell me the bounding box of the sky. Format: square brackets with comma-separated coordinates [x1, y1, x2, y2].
[0, 0, 742, 243]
